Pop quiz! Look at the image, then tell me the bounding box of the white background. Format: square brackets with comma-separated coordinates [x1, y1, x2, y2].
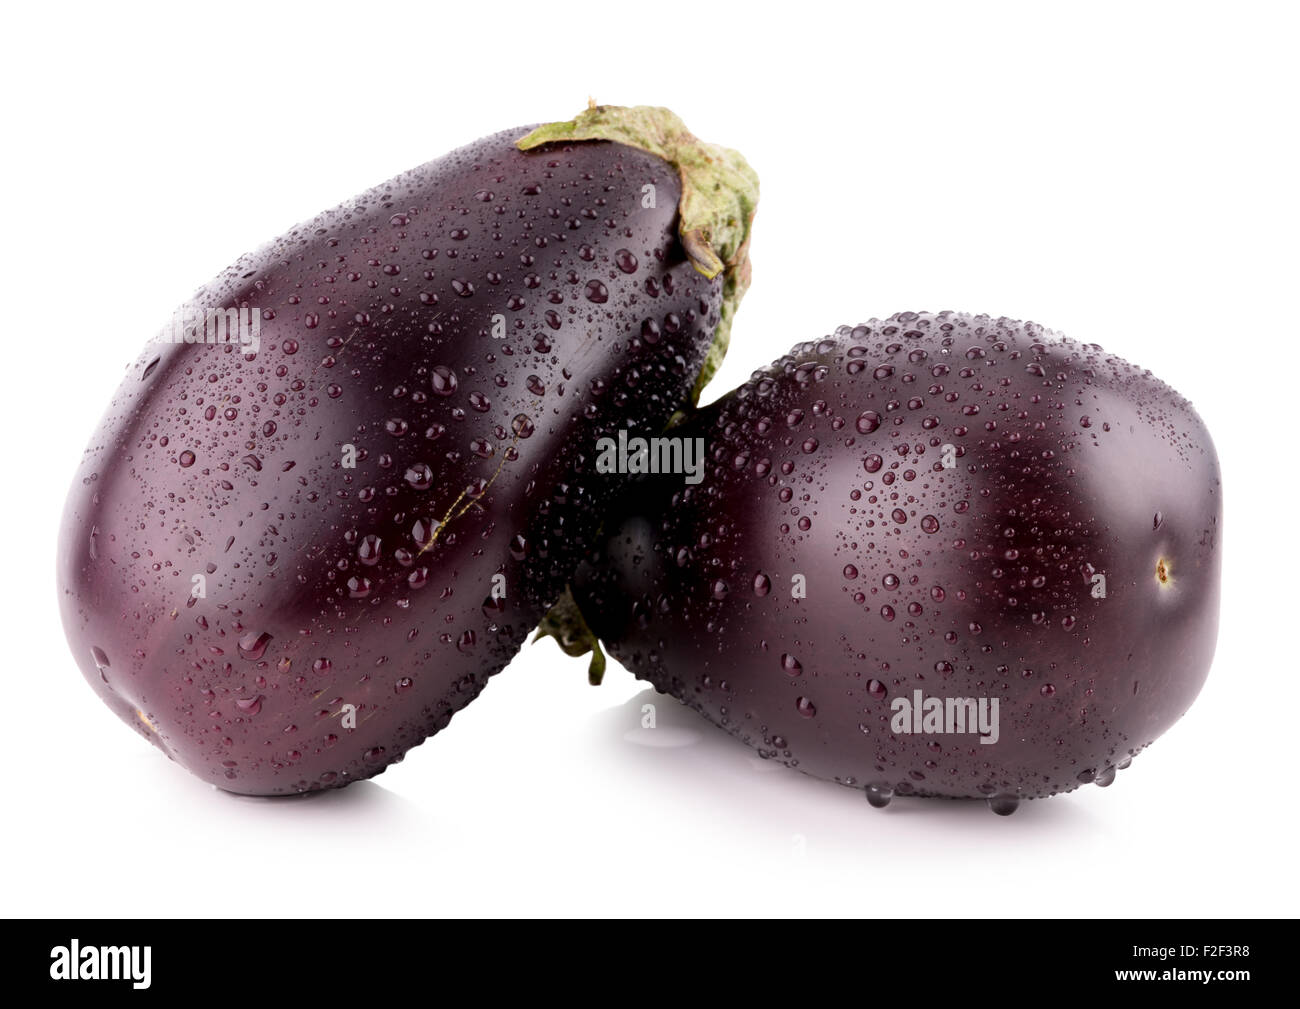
[2, 1, 1295, 918]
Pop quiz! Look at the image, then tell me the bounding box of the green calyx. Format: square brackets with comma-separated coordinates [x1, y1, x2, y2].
[533, 587, 608, 686]
[517, 103, 759, 403]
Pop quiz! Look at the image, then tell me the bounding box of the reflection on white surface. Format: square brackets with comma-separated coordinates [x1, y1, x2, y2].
[593, 687, 1095, 833]
[621, 724, 702, 749]
[221, 778, 421, 820]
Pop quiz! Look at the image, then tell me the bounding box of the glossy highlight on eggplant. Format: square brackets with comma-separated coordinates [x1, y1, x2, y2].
[58, 106, 759, 795]
[574, 312, 1221, 811]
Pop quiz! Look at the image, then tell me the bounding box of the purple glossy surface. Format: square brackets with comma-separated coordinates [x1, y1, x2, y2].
[59, 126, 720, 794]
[577, 312, 1221, 800]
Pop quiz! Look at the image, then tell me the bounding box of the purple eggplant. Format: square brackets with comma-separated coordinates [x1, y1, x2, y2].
[57, 105, 759, 795]
[573, 312, 1221, 812]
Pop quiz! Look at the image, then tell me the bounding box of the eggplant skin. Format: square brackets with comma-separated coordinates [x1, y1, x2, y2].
[58, 125, 721, 794]
[575, 312, 1221, 801]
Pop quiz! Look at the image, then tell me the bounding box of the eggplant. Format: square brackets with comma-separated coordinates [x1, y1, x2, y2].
[57, 104, 759, 795]
[573, 312, 1221, 813]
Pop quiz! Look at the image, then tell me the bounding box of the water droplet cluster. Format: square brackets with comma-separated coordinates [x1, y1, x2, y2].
[576, 311, 1222, 807]
[58, 124, 724, 794]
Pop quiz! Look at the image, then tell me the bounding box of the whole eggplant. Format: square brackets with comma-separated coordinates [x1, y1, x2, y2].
[573, 312, 1221, 812]
[58, 105, 758, 795]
